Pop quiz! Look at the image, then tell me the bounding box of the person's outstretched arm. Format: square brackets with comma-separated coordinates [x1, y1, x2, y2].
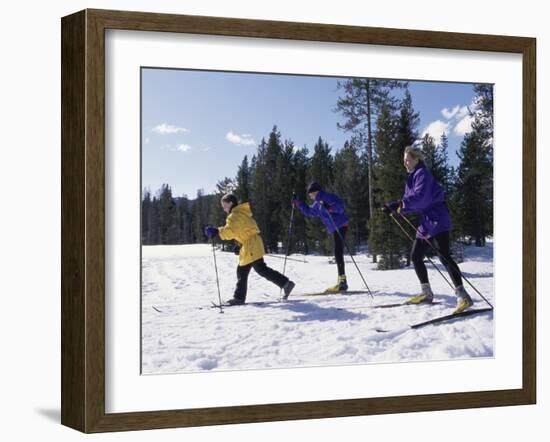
[294, 199, 319, 217]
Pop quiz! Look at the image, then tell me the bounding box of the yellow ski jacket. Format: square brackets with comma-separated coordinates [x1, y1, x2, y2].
[218, 202, 265, 266]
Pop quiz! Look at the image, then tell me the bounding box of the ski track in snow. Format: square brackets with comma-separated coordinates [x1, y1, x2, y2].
[141, 242, 494, 374]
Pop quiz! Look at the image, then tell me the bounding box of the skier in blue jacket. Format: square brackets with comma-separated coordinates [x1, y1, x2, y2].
[384, 146, 473, 313]
[293, 182, 350, 293]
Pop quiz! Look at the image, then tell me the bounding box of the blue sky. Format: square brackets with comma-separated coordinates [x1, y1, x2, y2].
[141, 68, 481, 198]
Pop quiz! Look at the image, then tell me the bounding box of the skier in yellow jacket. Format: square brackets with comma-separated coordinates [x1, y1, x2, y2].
[204, 193, 295, 305]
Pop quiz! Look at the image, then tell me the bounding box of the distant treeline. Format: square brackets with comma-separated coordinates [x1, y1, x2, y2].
[142, 81, 493, 269]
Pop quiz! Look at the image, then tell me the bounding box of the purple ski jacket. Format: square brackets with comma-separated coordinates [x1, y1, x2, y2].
[400, 162, 451, 239]
[296, 190, 349, 233]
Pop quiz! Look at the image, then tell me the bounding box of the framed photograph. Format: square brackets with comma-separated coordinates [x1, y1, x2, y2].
[61, 9, 536, 433]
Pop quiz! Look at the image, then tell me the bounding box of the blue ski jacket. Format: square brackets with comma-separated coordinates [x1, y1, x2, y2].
[401, 162, 451, 239]
[296, 189, 349, 233]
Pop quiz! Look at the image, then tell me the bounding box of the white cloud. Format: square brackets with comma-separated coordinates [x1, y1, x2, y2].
[453, 114, 475, 136]
[441, 104, 470, 120]
[439, 101, 476, 137]
[226, 131, 256, 146]
[176, 144, 192, 153]
[152, 123, 188, 135]
[144, 137, 150, 144]
[441, 105, 460, 120]
[456, 105, 470, 119]
[421, 120, 451, 142]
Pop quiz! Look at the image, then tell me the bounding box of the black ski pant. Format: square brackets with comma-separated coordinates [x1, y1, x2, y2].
[333, 226, 348, 277]
[234, 258, 289, 301]
[411, 230, 463, 288]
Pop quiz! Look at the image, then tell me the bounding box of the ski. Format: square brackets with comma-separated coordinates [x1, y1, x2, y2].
[371, 300, 443, 309]
[205, 298, 442, 311]
[297, 290, 371, 297]
[203, 297, 444, 311]
[205, 299, 304, 310]
[375, 307, 494, 333]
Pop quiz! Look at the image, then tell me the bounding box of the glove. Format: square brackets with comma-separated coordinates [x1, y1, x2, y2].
[383, 200, 401, 215]
[204, 225, 219, 238]
[292, 196, 301, 208]
[232, 243, 241, 255]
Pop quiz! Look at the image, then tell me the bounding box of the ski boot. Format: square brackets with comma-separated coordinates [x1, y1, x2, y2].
[406, 283, 434, 305]
[226, 297, 245, 306]
[281, 280, 296, 300]
[324, 275, 348, 294]
[454, 286, 473, 314]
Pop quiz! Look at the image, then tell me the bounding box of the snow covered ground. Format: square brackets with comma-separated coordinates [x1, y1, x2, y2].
[141, 242, 494, 374]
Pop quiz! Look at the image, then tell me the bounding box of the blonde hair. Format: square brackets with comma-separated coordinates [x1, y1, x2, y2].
[404, 145, 425, 163]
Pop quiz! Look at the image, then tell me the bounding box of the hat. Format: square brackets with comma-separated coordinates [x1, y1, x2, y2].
[307, 182, 322, 194]
[221, 193, 239, 206]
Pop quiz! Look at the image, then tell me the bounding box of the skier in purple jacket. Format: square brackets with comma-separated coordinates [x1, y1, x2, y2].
[293, 182, 350, 293]
[384, 146, 473, 314]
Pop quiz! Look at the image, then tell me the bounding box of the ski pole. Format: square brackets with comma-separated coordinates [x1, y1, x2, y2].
[210, 239, 224, 314]
[387, 211, 455, 291]
[322, 204, 374, 298]
[282, 192, 297, 277]
[279, 192, 297, 298]
[397, 212, 493, 309]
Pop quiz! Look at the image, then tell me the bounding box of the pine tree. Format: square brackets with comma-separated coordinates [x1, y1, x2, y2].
[455, 128, 491, 246]
[438, 132, 452, 194]
[473, 83, 494, 141]
[445, 166, 465, 262]
[431, 132, 462, 258]
[275, 140, 297, 255]
[157, 184, 178, 244]
[308, 136, 334, 188]
[307, 136, 334, 255]
[141, 189, 151, 244]
[250, 139, 269, 245]
[191, 189, 207, 243]
[332, 140, 366, 252]
[249, 127, 285, 252]
[421, 133, 448, 189]
[454, 84, 494, 246]
[420, 134, 437, 171]
[235, 155, 251, 203]
[335, 78, 408, 225]
[148, 196, 161, 244]
[173, 201, 184, 244]
[178, 195, 193, 244]
[392, 90, 421, 265]
[264, 126, 284, 252]
[291, 146, 310, 254]
[368, 91, 421, 268]
[394, 89, 420, 153]
[367, 104, 406, 269]
[472, 84, 494, 235]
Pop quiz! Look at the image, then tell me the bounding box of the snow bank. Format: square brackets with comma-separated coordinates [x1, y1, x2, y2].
[141, 242, 494, 374]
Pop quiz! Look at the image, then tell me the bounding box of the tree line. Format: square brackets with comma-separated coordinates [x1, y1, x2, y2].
[142, 82, 493, 269]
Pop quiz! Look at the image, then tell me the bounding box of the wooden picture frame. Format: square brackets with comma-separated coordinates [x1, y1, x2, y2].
[61, 8, 536, 433]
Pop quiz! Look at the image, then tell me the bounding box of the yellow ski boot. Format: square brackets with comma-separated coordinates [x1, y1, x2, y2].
[324, 275, 348, 294]
[454, 286, 474, 313]
[406, 283, 434, 305]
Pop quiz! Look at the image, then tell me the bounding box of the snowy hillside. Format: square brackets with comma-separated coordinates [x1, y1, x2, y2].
[141, 242, 494, 374]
